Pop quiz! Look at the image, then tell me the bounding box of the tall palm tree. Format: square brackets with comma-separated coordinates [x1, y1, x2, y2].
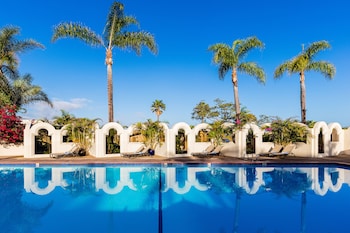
[0, 25, 44, 81]
[151, 99, 166, 122]
[51, 1, 158, 122]
[208, 36, 265, 124]
[274, 40, 335, 124]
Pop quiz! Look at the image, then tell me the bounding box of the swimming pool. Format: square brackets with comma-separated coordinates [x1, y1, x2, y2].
[1, 164, 349, 233]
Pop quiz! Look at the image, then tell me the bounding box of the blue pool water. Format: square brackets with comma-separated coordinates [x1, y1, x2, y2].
[1, 164, 350, 233]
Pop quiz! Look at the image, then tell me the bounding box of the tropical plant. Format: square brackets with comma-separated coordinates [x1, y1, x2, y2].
[207, 120, 234, 147]
[191, 101, 213, 123]
[207, 121, 226, 147]
[51, 1, 158, 122]
[134, 119, 164, 150]
[52, 110, 75, 129]
[1, 73, 52, 110]
[65, 117, 99, 155]
[0, 105, 24, 144]
[151, 99, 166, 122]
[274, 40, 336, 124]
[208, 36, 265, 123]
[262, 117, 310, 146]
[0, 25, 44, 80]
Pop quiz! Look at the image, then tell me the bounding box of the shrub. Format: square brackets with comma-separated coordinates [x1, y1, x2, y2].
[262, 117, 309, 146]
[0, 105, 24, 144]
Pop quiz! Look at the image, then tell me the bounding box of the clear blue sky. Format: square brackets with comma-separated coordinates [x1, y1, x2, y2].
[3, 0, 350, 127]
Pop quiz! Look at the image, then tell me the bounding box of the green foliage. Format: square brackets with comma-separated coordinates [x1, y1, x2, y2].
[211, 98, 235, 122]
[52, 110, 75, 129]
[64, 117, 99, 155]
[208, 36, 265, 122]
[0, 26, 49, 111]
[51, 1, 158, 122]
[191, 101, 213, 123]
[151, 99, 166, 121]
[134, 119, 165, 150]
[262, 117, 309, 146]
[208, 120, 234, 147]
[35, 129, 51, 154]
[106, 128, 120, 154]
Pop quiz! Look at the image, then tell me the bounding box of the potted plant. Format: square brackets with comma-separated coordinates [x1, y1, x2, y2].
[134, 119, 165, 155]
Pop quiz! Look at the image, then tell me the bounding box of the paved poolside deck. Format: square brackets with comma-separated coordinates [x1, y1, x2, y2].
[1, 154, 350, 166]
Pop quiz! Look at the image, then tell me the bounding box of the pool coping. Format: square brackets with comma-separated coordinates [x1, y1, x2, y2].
[1, 154, 350, 167]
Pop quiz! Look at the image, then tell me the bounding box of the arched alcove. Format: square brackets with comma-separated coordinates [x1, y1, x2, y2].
[106, 128, 120, 154]
[195, 129, 210, 142]
[318, 128, 324, 153]
[331, 128, 339, 142]
[35, 129, 52, 154]
[176, 129, 187, 154]
[246, 129, 255, 154]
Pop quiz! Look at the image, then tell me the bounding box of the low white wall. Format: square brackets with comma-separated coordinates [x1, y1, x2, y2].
[0, 144, 24, 156]
[0, 121, 348, 158]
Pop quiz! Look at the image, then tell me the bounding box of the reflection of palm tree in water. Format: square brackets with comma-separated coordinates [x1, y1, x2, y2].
[64, 168, 96, 195]
[0, 169, 53, 233]
[264, 169, 311, 233]
[196, 168, 245, 233]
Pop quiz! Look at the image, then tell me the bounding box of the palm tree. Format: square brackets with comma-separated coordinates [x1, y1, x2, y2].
[274, 41, 336, 124]
[8, 74, 52, 110]
[51, 2, 158, 122]
[0, 25, 44, 80]
[1, 73, 52, 110]
[151, 99, 166, 122]
[0, 25, 45, 108]
[208, 36, 265, 124]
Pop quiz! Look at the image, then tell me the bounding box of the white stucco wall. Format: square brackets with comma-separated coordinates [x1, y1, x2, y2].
[0, 121, 349, 158]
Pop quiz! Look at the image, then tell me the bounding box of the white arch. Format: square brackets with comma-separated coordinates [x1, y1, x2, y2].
[312, 121, 329, 157]
[328, 122, 344, 155]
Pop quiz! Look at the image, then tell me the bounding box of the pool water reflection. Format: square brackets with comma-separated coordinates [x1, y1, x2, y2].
[1, 164, 350, 233]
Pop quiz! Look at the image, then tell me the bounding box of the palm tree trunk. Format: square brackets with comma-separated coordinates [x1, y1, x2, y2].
[300, 72, 306, 124]
[232, 69, 241, 122]
[106, 49, 114, 122]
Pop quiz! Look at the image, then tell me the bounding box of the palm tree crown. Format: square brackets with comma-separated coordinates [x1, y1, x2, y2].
[0, 25, 45, 80]
[151, 99, 166, 122]
[208, 36, 265, 124]
[51, 1, 158, 122]
[274, 40, 336, 124]
[0, 25, 49, 109]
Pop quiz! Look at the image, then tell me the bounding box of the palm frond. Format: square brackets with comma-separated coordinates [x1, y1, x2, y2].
[51, 22, 103, 47]
[304, 40, 330, 60]
[218, 63, 231, 80]
[274, 62, 291, 79]
[238, 62, 266, 84]
[236, 36, 264, 59]
[113, 31, 158, 55]
[307, 61, 336, 79]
